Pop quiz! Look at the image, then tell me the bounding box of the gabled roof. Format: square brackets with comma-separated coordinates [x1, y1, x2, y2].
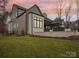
[11, 4, 44, 17]
[27, 4, 43, 16]
[44, 17, 53, 23]
[12, 4, 26, 12]
[11, 4, 27, 18]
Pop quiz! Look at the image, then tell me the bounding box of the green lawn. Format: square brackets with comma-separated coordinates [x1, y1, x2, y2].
[0, 35, 79, 58]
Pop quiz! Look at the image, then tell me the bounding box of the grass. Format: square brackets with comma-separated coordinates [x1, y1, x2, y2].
[0, 35, 79, 58]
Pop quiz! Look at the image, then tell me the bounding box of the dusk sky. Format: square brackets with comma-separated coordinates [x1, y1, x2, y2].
[6, 0, 77, 21]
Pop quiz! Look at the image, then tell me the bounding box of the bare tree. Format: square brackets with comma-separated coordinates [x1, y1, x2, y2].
[76, 0, 79, 32]
[65, 1, 72, 22]
[0, 0, 8, 14]
[76, 0, 79, 20]
[0, 0, 8, 23]
[3, 0, 8, 19]
[56, 0, 65, 19]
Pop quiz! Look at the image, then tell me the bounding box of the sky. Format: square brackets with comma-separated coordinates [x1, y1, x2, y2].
[3, 0, 78, 21]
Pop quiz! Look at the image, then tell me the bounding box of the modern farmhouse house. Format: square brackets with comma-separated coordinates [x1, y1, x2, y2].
[8, 4, 44, 34]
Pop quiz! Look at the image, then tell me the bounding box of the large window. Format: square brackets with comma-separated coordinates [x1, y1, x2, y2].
[39, 19, 43, 28]
[33, 16, 43, 28]
[40, 21, 43, 28]
[33, 19, 37, 28]
[37, 18, 40, 28]
[33, 17, 37, 28]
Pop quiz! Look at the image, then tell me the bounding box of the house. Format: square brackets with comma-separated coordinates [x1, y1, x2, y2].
[8, 4, 44, 35]
[51, 18, 65, 31]
[44, 17, 53, 32]
[75, 20, 79, 32]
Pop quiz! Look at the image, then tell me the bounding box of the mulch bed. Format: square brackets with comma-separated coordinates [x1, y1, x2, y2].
[68, 35, 79, 40]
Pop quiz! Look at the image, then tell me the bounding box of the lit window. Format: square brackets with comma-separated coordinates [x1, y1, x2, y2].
[33, 17, 38, 28]
[14, 24, 16, 29]
[34, 16, 37, 19]
[33, 20, 37, 28]
[37, 20, 40, 28]
[40, 19, 42, 21]
[40, 22, 43, 28]
[33, 16, 43, 28]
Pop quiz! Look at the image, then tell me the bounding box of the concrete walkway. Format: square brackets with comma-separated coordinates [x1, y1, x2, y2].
[34, 32, 79, 37]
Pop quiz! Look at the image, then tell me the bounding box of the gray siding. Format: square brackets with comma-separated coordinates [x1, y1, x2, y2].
[27, 13, 44, 34]
[27, 6, 42, 15]
[8, 22, 13, 33]
[10, 5, 44, 35]
[11, 6, 17, 20]
[32, 14, 44, 33]
[27, 13, 32, 34]
[17, 13, 26, 34]
[11, 13, 26, 34]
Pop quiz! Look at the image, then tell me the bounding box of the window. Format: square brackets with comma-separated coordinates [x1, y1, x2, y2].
[37, 20, 40, 28]
[39, 18, 43, 28]
[33, 16, 43, 28]
[40, 21, 43, 28]
[33, 19, 37, 28]
[33, 17, 37, 28]
[39, 19, 42, 21]
[13, 24, 18, 29]
[14, 24, 16, 29]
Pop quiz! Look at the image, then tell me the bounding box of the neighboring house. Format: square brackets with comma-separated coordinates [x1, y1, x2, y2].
[75, 20, 79, 32]
[64, 21, 78, 32]
[43, 13, 54, 32]
[51, 18, 65, 31]
[8, 4, 44, 34]
[44, 17, 52, 32]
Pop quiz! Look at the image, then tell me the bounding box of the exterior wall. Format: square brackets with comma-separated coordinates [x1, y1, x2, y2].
[11, 6, 17, 20]
[27, 13, 32, 34]
[10, 5, 44, 35]
[32, 14, 44, 33]
[10, 6, 27, 34]
[8, 22, 13, 33]
[12, 13, 26, 34]
[27, 13, 44, 34]
[10, 6, 17, 34]
[17, 13, 26, 34]
[6, 15, 12, 33]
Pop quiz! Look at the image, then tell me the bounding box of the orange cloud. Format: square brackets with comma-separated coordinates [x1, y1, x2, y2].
[6, 0, 76, 14]
[47, 10, 57, 14]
